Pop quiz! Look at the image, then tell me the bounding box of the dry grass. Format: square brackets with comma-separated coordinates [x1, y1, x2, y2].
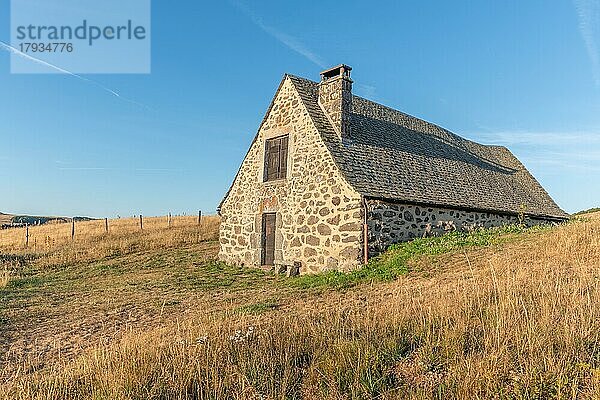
[0, 215, 225, 386]
[0, 214, 12, 226]
[0, 215, 220, 268]
[2, 213, 600, 399]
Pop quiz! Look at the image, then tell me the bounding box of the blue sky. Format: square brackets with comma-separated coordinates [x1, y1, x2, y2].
[1, 0, 599, 217]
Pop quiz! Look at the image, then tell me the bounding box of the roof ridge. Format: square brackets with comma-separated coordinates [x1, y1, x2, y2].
[288, 74, 492, 151]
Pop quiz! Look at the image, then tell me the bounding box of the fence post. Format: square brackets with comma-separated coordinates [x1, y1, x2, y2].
[105, 218, 109, 233]
[140, 215, 143, 231]
[168, 213, 171, 228]
[25, 223, 29, 247]
[71, 219, 75, 241]
[198, 210, 202, 226]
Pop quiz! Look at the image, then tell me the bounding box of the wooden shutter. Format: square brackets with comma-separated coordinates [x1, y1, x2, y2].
[265, 139, 279, 181]
[278, 136, 288, 179]
[264, 135, 289, 181]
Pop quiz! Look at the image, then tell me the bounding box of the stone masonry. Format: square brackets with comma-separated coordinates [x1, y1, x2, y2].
[366, 199, 548, 256]
[318, 65, 353, 141]
[218, 76, 364, 274]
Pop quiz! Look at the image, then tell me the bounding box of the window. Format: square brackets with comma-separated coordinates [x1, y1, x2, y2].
[263, 135, 288, 181]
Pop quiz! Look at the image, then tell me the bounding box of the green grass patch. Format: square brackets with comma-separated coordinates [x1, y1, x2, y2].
[93, 261, 126, 274]
[0, 253, 37, 269]
[290, 224, 550, 290]
[5, 275, 47, 289]
[175, 261, 277, 291]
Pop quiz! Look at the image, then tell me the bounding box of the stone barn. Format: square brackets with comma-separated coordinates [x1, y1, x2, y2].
[218, 64, 568, 274]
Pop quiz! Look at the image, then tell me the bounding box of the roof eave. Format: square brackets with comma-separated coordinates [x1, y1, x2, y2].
[362, 195, 570, 221]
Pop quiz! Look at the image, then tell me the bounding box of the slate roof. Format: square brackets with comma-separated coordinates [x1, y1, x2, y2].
[288, 75, 568, 220]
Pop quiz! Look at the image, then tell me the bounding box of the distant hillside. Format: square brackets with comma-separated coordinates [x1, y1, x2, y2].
[0, 212, 94, 228]
[574, 207, 600, 216]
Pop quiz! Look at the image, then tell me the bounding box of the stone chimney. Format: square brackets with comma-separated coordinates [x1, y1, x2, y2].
[318, 64, 352, 140]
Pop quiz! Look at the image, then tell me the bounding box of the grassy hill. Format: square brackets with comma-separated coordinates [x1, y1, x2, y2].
[0, 212, 599, 399]
[575, 207, 600, 215]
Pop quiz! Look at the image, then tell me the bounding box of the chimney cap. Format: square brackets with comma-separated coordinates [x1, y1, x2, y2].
[320, 64, 352, 81]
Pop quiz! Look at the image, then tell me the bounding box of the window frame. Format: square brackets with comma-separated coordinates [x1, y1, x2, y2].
[263, 134, 289, 182]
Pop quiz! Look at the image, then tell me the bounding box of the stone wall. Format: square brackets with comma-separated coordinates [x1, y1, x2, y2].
[366, 199, 548, 255]
[219, 77, 364, 274]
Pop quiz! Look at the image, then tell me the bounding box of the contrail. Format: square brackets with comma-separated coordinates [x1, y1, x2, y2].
[231, 1, 326, 68]
[573, 0, 600, 87]
[57, 166, 182, 172]
[0, 40, 151, 110]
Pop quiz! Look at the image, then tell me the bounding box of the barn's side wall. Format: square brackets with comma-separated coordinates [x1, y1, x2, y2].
[366, 199, 552, 255]
[219, 77, 364, 274]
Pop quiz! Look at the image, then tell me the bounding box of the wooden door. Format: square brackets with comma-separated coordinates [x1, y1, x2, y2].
[261, 213, 276, 266]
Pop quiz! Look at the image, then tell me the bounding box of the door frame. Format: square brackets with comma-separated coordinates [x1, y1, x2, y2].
[261, 213, 276, 266]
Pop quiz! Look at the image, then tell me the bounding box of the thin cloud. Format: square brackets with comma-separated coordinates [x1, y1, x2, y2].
[58, 167, 114, 171]
[521, 154, 600, 172]
[0, 41, 151, 110]
[231, 1, 326, 68]
[468, 130, 600, 146]
[355, 84, 377, 99]
[134, 168, 183, 172]
[574, 0, 600, 86]
[58, 166, 182, 172]
[549, 150, 600, 161]
[466, 130, 600, 172]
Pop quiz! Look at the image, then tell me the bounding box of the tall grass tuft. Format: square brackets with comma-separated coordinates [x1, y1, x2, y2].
[0, 269, 9, 288]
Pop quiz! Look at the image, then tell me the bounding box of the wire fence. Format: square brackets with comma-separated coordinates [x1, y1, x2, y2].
[0, 212, 218, 253]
